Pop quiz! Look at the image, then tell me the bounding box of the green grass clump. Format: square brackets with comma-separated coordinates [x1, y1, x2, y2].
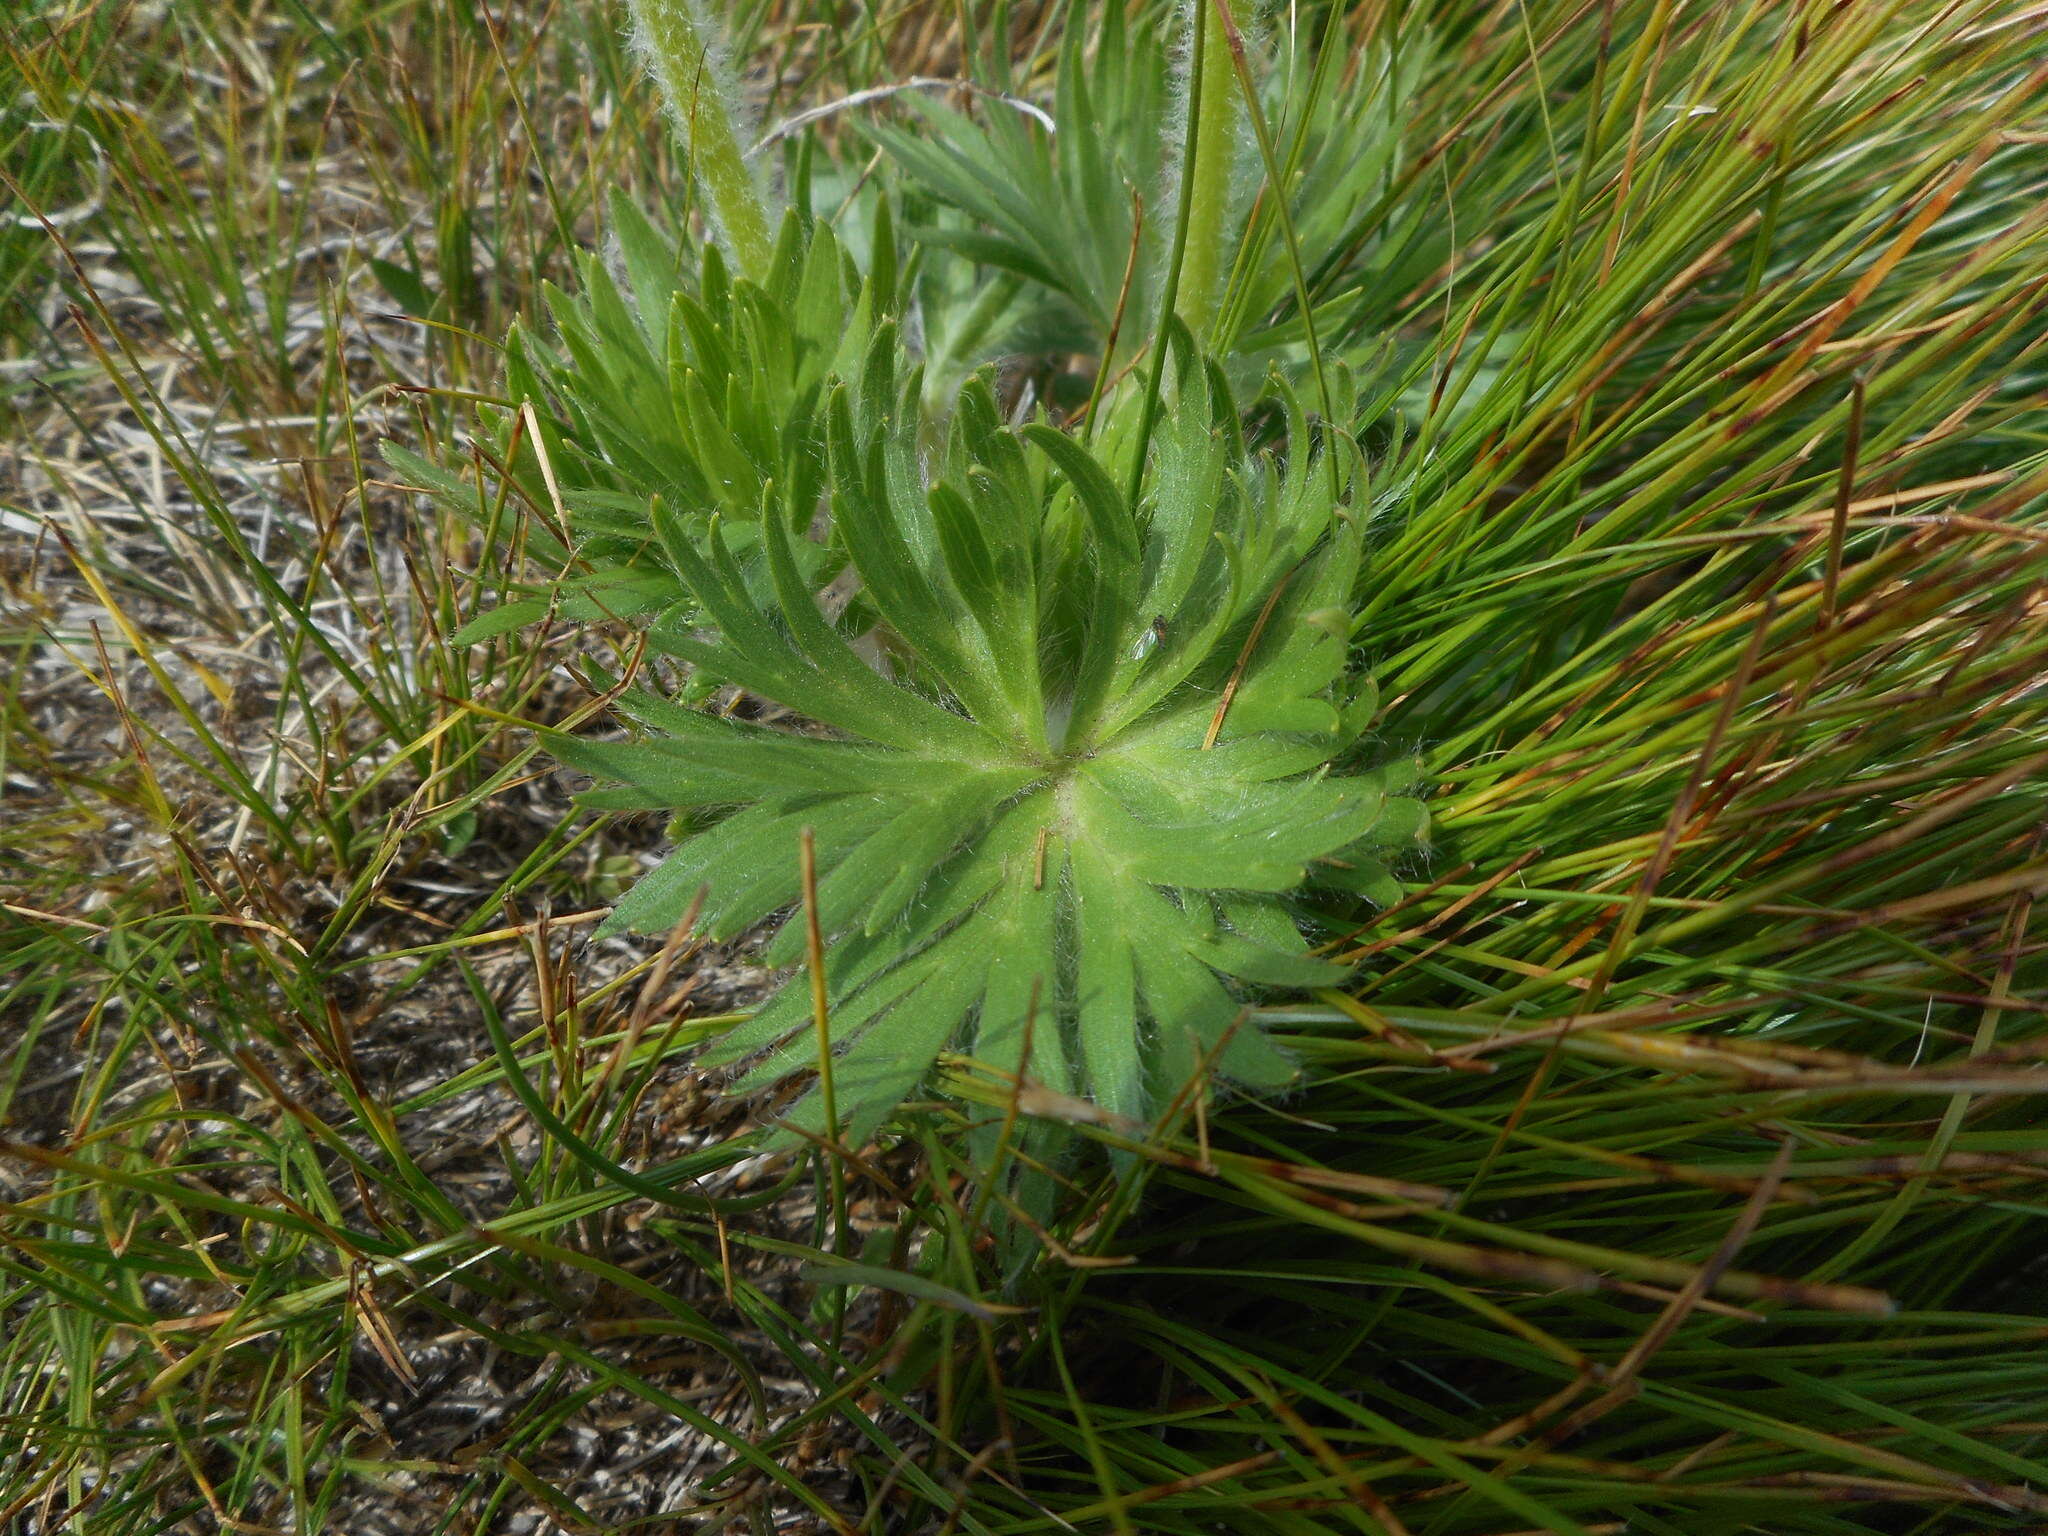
[3, 0, 2046, 1533]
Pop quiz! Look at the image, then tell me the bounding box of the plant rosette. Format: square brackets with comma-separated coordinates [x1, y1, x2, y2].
[552, 337, 1427, 1157]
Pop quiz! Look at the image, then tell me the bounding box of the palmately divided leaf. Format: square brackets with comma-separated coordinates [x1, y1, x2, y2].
[556, 346, 1428, 1147]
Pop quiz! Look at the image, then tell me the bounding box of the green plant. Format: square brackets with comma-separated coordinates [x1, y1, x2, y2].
[390, 202, 887, 642]
[873, 0, 1435, 373]
[623, 0, 778, 276]
[406, 0, 1448, 1157]
[553, 341, 1426, 1148]
[1172, 0, 1252, 340]
[10, 0, 2048, 1532]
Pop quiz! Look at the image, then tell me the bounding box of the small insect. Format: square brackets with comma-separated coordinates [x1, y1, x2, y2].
[1130, 614, 1169, 661]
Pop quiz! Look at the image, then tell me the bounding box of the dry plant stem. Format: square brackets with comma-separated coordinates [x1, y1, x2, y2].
[1540, 1137, 1799, 1449]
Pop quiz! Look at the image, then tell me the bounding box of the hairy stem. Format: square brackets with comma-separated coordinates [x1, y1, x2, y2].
[1174, 0, 1252, 340]
[623, 0, 778, 280]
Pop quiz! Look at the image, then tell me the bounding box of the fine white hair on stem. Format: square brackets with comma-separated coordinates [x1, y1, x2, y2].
[1161, 0, 1267, 340]
[622, 0, 780, 277]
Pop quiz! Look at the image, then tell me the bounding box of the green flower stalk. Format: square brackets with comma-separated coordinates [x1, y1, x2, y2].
[1173, 0, 1255, 340]
[624, 0, 778, 279]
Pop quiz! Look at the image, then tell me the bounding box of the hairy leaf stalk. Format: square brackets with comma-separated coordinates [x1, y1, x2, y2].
[624, 0, 777, 279]
[1174, 0, 1253, 340]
